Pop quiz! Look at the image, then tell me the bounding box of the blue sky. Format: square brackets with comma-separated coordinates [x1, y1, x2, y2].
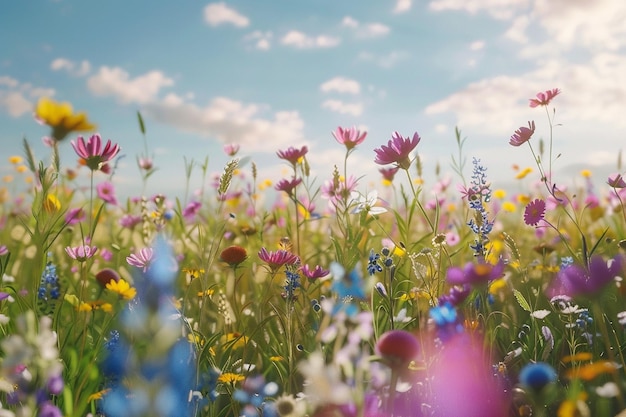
[1, 0, 625, 202]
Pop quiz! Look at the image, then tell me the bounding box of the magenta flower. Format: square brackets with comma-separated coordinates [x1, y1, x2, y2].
[547, 255, 623, 298]
[126, 248, 154, 271]
[71, 134, 120, 171]
[379, 166, 400, 184]
[374, 131, 420, 170]
[524, 198, 546, 226]
[277, 145, 308, 166]
[223, 143, 240, 156]
[301, 264, 330, 280]
[447, 260, 504, 286]
[608, 173, 626, 189]
[258, 248, 299, 271]
[182, 200, 202, 221]
[321, 175, 358, 208]
[97, 181, 118, 205]
[65, 207, 86, 225]
[0, 245, 8, 256]
[332, 126, 367, 150]
[509, 121, 535, 147]
[529, 88, 561, 108]
[65, 245, 98, 262]
[275, 177, 302, 196]
[138, 156, 153, 171]
[119, 214, 142, 229]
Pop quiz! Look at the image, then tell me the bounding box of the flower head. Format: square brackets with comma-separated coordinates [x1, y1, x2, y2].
[71, 134, 120, 172]
[524, 198, 546, 226]
[379, 166, 400, 186]
[106, 278, 137, 300]
[223, 143, 240, 156]
[529, 88, 561, 108]
[126, 248, 153, 271]
[608, 173, 626, 189]
[447, 260, 504, 287]
[374, 131, 420, 169]
[275, 177, 302, 197]
[375, 329, 419, 368]
[332, 126, 367, 150]
[220, 245, 248, 267]
[509, 121, 535, 147]
[65, 245, 98, 262]
[301, 264, 330, 280]
[547, 255, 623, 298]
[97, 181, 118, 205]
[35, 97, 96, 142]
[95, 268, 121, 288]
[519, 362, 557, 392]
[277, 145, 308, 166]
[258, 248, 299, 271]
[349, 190, 387, 215]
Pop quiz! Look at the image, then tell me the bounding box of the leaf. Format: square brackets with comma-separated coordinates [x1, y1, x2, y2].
[513, 289, 532, 312]
[137, 110, 146, 135]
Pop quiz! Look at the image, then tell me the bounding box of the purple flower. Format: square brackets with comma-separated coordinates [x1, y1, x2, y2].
[524, 198, 546, 226]
[277, 145, 308, 166]
[509, 121, 535, 147]
[374, 131, 420, 170]
[182, 200, 202, 221]
[332, 126, 367, 150]
[97, 181, 118, 205]
[119, 214, 142, 229]
[65, 245, 98, 262]
[258, 248, 299, 271]
[447, 261, 504, 286]
[0, 245, 8, 256]
[275, 177, 302, 196]
[301, 264, 330, 280]
[126, 248, 154, 271]
[379, 166, 400, 185]
[71, 134, 120, 171]
[65, 207, 86, 225]
[608, 173, 626, 189]
[547, 255, 623, 298]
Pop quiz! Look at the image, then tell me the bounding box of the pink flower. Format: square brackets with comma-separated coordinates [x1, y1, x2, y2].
[223, 143, 240, 156]
[447, 260, 504, 286]
[379, 166, 400, 185]
[321, 175, 358, 210]
[258, 248, 299, 271]
[332, 126, 367, 150]
[138, 156, 153, 171]
[65, 245, 98, 262]
[608, 173, 626, 189]
[524, 198, 546, 226]
[277, 146, 308, 166]
[509, 121, 535, 147]
[0, 245, 8, 256]
[119, 214, 142, 229]
[374, 131, 420, 170]
[301, 264, 330, 280]
[275, 177, 302, 196]
[126, 248, 154, 271]
[97, 181, 118, 205]
[100, 248, 113, 262]
[71, 134, 120, 171]
[182, 200, 202, 221]
[529, 88, 561, 108]
[65, 207, 86, 225]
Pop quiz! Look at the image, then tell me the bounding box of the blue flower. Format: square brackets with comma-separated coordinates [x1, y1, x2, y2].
[519, 362, 557, 392]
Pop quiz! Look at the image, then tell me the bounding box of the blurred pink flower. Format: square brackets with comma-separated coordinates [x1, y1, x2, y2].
[65, 207, 86, 225]
[71, 134, 120, 171]
[0, 245, 8, 256]
[529, 88, 561, 107]
[321, 175, 358, 208]
[301, 264, 330, 280]
[608, 173, 626, 189]
[275, 177, 302, 196]
[127, 248, 154, 271]
[138, 156, 153, 171]
[258, 248, 299, 271]
[65, 245, 98, 262]
[100, 248, 113, 262]
[509, 121, 535, 147]
[182, 200, 202, 221]
[119, 214, 142, 229]
[379, 166, 400, 185]
[374, 131, 420, 170]
[447, 260, 504, 286]
[277, 145, 308, 166]
[332, 126, 367, 150]
[223, 143, 240, 156]
[97, 181, 118, 205]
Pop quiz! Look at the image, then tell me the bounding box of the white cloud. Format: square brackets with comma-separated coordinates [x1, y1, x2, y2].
[428, 0, 529, 20]
[245, 31, 273, 50]
[321, 99, 363, 116]
[469, 40, 484, 51]
[281, 30, 340, 49]
[50, 58, 91, 76]
[358, 51, 408, 68]
[505, 15, 529, 44]
[341, 17, 390, 38]
[203, 2, 249, 27]
[320, 77, 361, 95]
[393, 0, 412, 13]
[86, 66, 174, 104]
[341, 16, 359, 29]
[0, 76, 55, 118]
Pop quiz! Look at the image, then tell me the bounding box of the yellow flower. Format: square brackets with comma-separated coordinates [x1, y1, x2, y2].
[580, 169, 592, 178]
[270, 356, 284, 362]
[8, 156, 22, 164]
[77, 301, 114, 313]
[218, 373, 244, 384]
[2, 175, 13, 183]
[182, 267, 205, 280]
[224, 332, 248, 350]
[259, 179, 273, 190]
[516, 194, 531, 205]
[489, 278, 507, 295]
[197, 288, 215, 297]
[88, 389, 110, 402]
[501, 201, 516, 213]
[15, 165, 28, 174]
[43, 194, 61, 213]
[493, 189, 506, 199]
[565, 361, 618, 381]
[515, 167, 533, 179]
[106, 278, 137, 300]
[35, 97, 96, 142]
[187, 333, 205, 347]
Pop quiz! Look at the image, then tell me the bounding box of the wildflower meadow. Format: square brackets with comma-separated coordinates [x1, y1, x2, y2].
[2, 89, 626, 417]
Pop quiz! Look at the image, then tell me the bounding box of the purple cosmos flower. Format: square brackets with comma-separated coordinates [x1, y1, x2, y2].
[374, 131, 420, 170]
[524, 198, 546, 226]
[258, 248, 300, 271]
[509, 121, 535, 147]
[608, 173, 626, 189]
[71, 134, 120, 171]
[447, 260, 504, 286]
[332, 126, 367, 150]
[276, 145, 308, 166]
[301, 264, 330, 280]
[126, 247, 154, 271]
[275, 177, 302, 196]
[65, 245, 98, 262]
[97, 181, 118, 205]
[547, 255, 623, 298]
[529, 88, 561, 108]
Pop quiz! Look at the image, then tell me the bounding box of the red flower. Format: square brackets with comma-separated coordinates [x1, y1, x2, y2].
[529, 88, 561, 108]
[95, 268, 120, 288]
[220, 246, 248, 267]
[376, 330, 420, 368]
[509, 121, 535, 147]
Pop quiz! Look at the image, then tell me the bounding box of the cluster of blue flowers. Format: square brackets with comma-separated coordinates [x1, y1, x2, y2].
[37, 255, 60, 314]
[466, 158, 494, 257]
[282, 266, 301, 302]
